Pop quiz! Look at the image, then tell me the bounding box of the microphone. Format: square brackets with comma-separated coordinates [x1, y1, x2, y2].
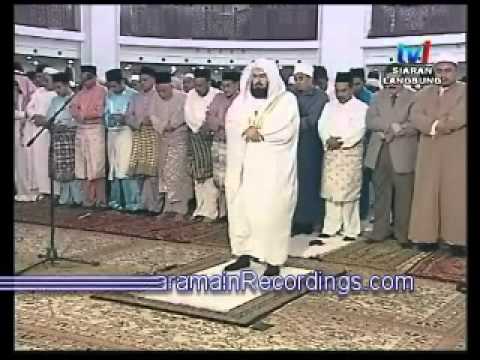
[26, 93, 76, 147]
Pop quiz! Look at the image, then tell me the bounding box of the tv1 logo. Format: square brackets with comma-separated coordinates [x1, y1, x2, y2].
[397, 40, 432, 64]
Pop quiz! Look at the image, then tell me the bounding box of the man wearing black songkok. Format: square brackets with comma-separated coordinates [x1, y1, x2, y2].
[184, 68, 221, 222]
[203, 71, 241, 221]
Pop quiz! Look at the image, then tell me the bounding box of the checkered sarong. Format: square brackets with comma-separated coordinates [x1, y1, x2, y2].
[128, 125, 159, 177]
[49, 128, 76, 182]
[212, 140, 226, 189]
[189, 132, 213, 181]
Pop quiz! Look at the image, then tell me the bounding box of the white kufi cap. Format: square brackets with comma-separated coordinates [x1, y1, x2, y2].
[432, 52, 458, 65]
[293, 63, 314, 77]
[42, 67, 59, 75]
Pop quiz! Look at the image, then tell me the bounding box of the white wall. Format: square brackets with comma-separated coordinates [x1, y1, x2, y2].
[320, 5, 371, 80]
[14, 25, 83, 60]
[81, 5, 120, 80]
[15, 4, 466, 80]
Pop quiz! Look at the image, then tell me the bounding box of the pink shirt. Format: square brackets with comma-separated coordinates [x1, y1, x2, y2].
[70, 83, 107, 124]
[205, 92, 238, 132]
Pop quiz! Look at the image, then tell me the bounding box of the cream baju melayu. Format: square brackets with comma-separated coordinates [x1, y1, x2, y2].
[318, 97, 367, 238]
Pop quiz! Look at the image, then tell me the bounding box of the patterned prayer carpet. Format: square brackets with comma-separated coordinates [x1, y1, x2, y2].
[14, 224, 466, 350]
[406, 251, 466, 283]
[320, 239, 430, 272]
[15, 200, 466, 283]
[14, 198, 228, 247]
[321, 240, 467, 284]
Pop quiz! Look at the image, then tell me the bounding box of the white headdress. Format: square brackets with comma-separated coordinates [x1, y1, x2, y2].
[42, 67, 59, 75]
[237, 58, 286, 105]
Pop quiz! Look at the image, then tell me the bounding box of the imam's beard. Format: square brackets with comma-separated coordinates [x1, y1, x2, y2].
[250, 83, 268, 99]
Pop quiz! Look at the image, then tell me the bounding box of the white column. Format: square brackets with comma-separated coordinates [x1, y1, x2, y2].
[320, 5, 371, 79]
[316, 5, 323, 65]
[81, 4, 120, 81]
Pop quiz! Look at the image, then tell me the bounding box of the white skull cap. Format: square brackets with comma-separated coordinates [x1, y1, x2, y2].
[42, 67, 59, 75]
[432, 52, 458, 65]
[293, 63, 314, 77]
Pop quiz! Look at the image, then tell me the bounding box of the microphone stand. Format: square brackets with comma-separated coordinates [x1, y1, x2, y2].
[16, 90, 100, 275]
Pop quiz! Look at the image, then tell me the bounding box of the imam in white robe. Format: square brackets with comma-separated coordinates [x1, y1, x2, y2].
[225, 58, 300, 266]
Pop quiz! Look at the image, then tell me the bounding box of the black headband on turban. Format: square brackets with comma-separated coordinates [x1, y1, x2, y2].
[155, 71, 172, 84]
[51, 72, 70, 84]
[140, 66, 156, 78]
[222, 71, 241, 82]
[335, 72, 352, 83]
[350, 67, 365, 80]
[194, 68, 211, 80]
[81, 65, 97, 76]
[106, 69, 122, 82]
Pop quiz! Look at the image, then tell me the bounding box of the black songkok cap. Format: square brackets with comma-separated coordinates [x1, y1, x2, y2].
[349, 67, 365, 80]
[155, 71, 171, 84]
[51, 72, 70, 84]
[81, 65, 97, 76]
[140, 66, 156, 78]
[335, 72, 352, 83]
[106, 69, 123, 82]
[35, 64, 48, 73]
[222, 71, 241, 82]
[314, 66, 328, 80]
[367, 71, 380, 79]
[194, 68, 211, 80]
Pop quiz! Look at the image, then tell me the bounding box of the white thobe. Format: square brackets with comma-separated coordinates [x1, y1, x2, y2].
[318, 97, 367, 237]
[226, 91, 300, 265]
[184, 87, 221, 219]
[15, 93, 39, 200]
[26, 87, 59, 195]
